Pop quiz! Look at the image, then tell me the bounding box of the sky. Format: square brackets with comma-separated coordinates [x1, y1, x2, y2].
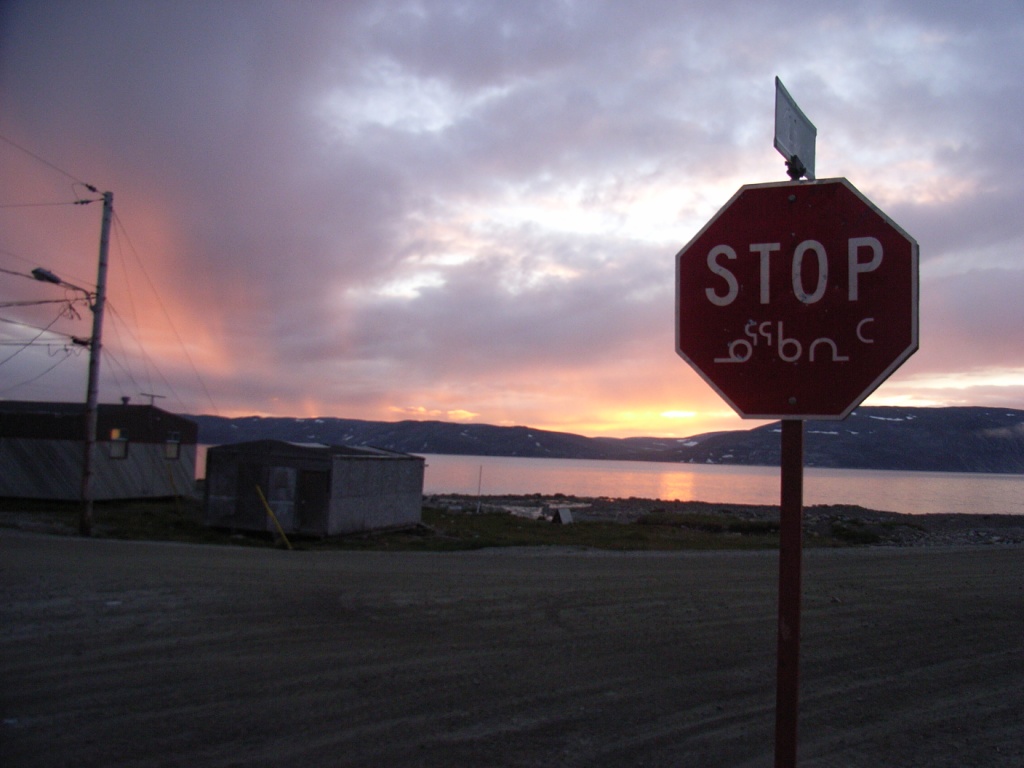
[1, 0, 1022, 439]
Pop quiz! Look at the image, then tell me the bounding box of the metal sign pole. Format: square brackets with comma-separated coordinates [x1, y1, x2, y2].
[772, 81, 812, 764]
[774, 418, 804, 767]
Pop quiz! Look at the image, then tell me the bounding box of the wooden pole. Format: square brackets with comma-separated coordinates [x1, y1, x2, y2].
[80, 190, 112, 537]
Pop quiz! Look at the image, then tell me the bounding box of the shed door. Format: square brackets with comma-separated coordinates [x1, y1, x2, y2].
[298, 470, 330, 533]
[236, 463, 265, 529]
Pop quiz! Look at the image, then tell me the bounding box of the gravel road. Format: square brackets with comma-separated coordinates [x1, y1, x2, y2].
[2, 531, 1021, 767]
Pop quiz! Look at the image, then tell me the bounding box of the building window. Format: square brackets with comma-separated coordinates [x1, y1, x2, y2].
[165, 432, 181, 460]
[109, 428, 129, 459]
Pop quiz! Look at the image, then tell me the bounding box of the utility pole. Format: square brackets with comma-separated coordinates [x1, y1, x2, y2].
[80, 190, 113, 536]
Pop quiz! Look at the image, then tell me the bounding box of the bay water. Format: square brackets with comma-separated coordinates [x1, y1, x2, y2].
[419, 454, 1024, 517]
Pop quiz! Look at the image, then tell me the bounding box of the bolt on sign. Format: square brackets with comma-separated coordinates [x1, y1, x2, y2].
[675, 178, 918, 419]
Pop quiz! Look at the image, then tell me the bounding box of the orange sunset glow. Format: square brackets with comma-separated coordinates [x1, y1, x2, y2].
[2, 3, 1023, 440]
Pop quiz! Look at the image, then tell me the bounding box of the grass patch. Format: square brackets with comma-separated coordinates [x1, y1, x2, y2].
[0, 497, 250, 547]
[637, 510, 780, 536]
[388, 508, 783, 552]
[830, 520, 883, 545]
[1, 498, 858, 551]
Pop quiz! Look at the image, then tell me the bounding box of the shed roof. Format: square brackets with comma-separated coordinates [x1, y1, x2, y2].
[0, 400, 198, 443]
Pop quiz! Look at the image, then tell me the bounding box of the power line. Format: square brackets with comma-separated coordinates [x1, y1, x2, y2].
[103, 313, 189, 411]
[0, 299, 85, 309]
[0, 347, 78, 396]
[105, 303, 154, 399]
[0, 259, 95, 303]
[0, 265, 37, 280]
[0, 132, 94, 189]
[1, 247, 96, 292]
[111, 212, 220, 415]
[100, 345, 137, 403]
[0, 314, 83, 337]
[2, 134, 221, 417]
[109, 226, 156, 396]
[0, 200, 97, 209]
[0, 343, 79, 353]
[0, 248, 47, 271]
[0, 307, 77, 367]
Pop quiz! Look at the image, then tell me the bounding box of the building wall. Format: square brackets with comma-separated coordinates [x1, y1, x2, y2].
[204, 448, 323, 534]
[0, 437, 196, 500]
[204, 452, 267, 531]
[203, 444, 424, 536]
[263, 465, 298, 532]
[327, 456, 424, 534]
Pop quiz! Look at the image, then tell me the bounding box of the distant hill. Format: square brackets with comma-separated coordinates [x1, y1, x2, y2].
[189, 406, 1024, 474]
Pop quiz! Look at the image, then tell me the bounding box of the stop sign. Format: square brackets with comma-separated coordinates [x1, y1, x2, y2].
[675, 178, 918, 419]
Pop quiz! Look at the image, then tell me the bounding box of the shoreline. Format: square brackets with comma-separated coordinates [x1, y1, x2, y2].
[430, 493, 1024, 547]
[2, 492, 1024, 549]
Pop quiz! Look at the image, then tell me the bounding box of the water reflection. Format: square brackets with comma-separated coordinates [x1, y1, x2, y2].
[419, 454, 1024, 516]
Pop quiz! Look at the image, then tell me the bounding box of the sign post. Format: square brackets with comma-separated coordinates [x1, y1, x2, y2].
[770, 82, 814, 765]
[674, 169, 918, 766]
[775, 418, 804, 767]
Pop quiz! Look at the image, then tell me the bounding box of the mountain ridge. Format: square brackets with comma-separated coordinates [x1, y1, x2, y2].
[189, 406, 1024, 474]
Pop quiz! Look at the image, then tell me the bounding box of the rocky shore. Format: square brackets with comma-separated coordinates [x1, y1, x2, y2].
[430, 494, 1024, 547]
[3, 495, 1023, 549]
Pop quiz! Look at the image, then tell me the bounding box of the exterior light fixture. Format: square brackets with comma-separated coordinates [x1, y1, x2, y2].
[31, 267, 63, 284]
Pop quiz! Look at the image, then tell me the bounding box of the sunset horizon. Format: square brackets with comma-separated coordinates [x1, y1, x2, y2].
[3, 3, 1022, 441]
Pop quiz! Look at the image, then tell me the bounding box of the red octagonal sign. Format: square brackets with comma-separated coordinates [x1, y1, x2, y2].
[676, 178, 918, 419]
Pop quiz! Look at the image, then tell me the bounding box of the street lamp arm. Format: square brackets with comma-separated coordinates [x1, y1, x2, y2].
[32, 267, 94, 302]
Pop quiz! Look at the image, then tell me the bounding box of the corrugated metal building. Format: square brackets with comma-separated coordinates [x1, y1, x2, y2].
[0, 401, 198, 500]
[204, 440, 424, 536]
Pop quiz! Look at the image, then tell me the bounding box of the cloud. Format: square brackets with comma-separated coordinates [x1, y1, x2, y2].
[2, 0, 1023, 438]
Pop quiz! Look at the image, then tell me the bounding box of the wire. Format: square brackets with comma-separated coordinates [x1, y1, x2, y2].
[0, 249, 47, 273]
[100, 345, 133, 403]
[0, 136, 219, 416]
[0, 343, 81, 352]
[105, 303, 152, 398]
[0, 307, 74, 367]
[0, 299, 88, 310]
[111, 212, 220, 415]
[106, 301, 189, 414]
[0, 201, 96, 209]
[109, 226, 156, 394]
[0, 250, 96, 292]
[0, 347, 78, 396]
[0, 132, 95, 189]
[0, 315, 79, 336]
[0, 265, 36, 280]
[103, 312, 189, 411]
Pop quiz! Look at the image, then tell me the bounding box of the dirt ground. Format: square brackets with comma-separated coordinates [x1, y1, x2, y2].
[2, 530, 1022, 767]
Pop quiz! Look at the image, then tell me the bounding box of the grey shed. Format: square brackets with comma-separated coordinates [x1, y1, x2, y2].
[203, 440, 424, 536]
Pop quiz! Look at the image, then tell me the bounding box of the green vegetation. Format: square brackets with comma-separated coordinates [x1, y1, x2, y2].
[0, 497, 863, 551]
[830, 519, 883, 545]
[636, 509, 780, 535]
[356, 507, 785, 552]
[0, 497, 234, 546]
